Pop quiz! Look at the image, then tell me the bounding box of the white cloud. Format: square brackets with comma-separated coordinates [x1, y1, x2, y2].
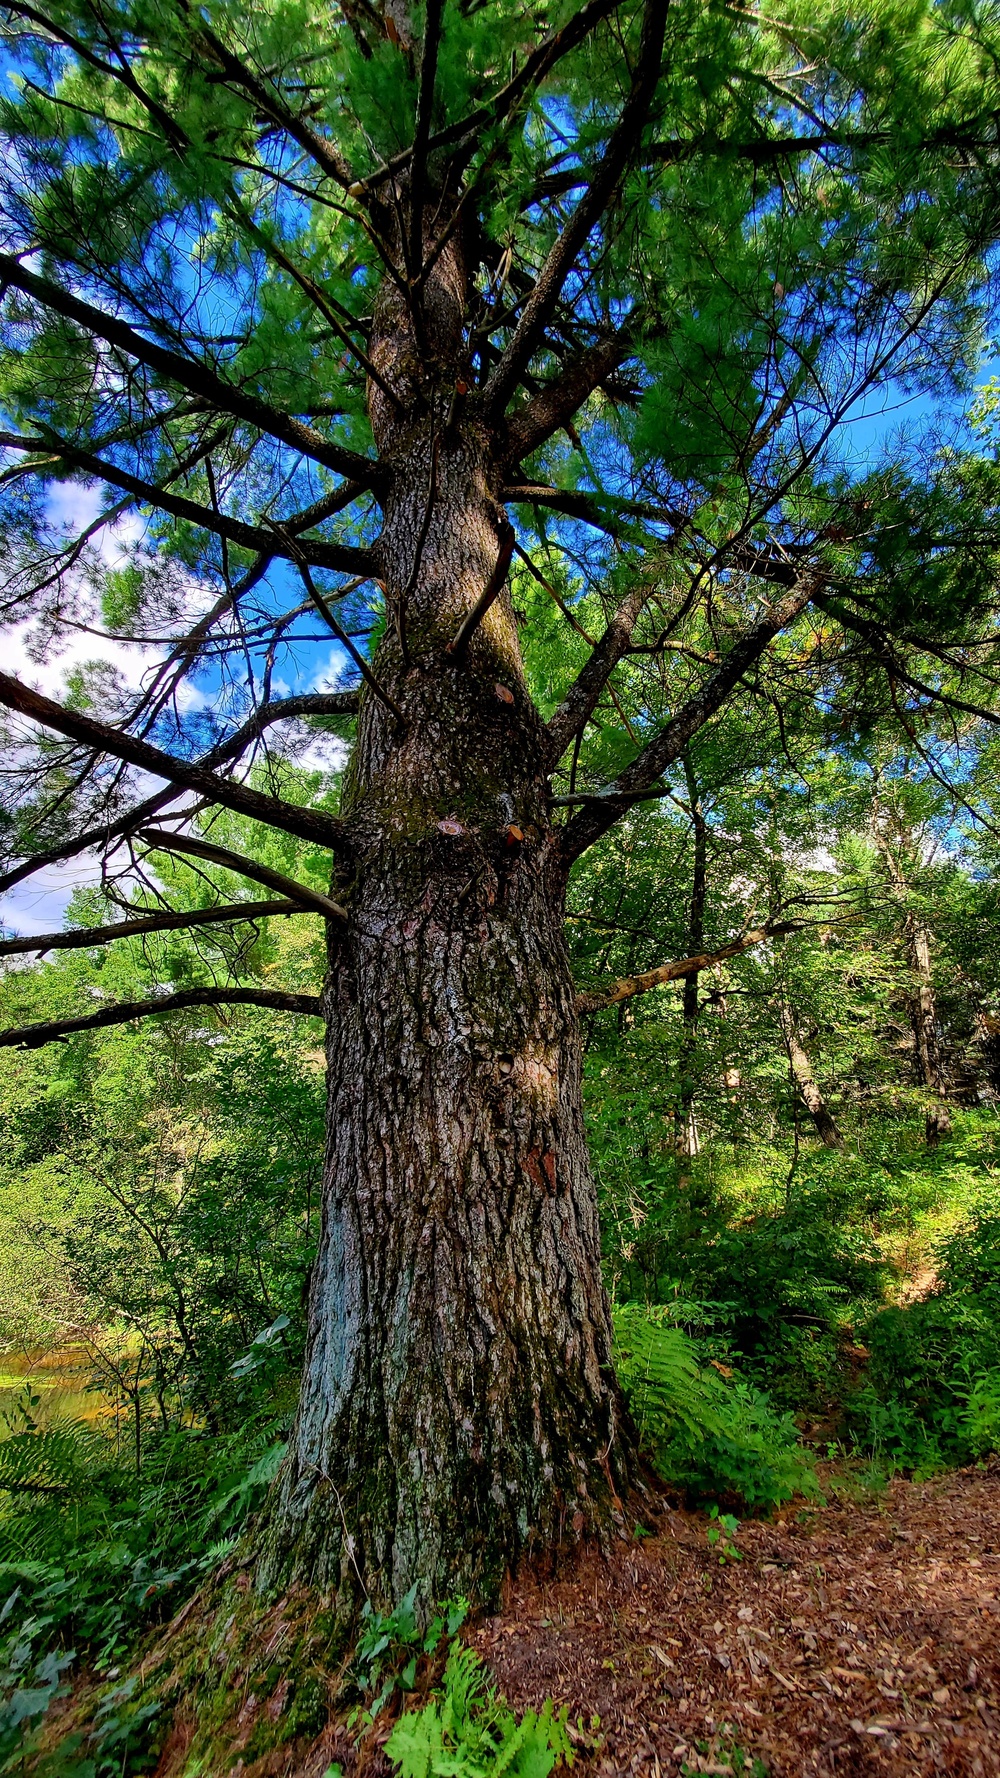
[1, 857, 103, 937]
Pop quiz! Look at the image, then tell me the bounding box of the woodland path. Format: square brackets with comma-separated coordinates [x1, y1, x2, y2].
[472, 1460, 1000, 1777]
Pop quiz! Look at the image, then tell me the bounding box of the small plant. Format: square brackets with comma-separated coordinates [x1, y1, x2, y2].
[384, 1643, 573, 1778]
[350, 1588, 468, 1725]
[705, 1504, 742, 1564]
[612, 1304, 817, 1509]
[681, 1725, 768, 1775]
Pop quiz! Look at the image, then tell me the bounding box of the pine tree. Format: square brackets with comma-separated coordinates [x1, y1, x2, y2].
[3, 0, 1000, 1606]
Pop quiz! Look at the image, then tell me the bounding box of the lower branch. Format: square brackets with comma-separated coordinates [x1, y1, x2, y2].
[0, 898, 305, 958]
[0, 987, 323, 1050]
[575, 919, 814, 1014]
[0, 671, 343, 851]
[137, 829, 348, 920]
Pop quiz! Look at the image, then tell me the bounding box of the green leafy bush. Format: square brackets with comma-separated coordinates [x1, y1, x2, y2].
[679, 1190, 887, 1404]
[384, 1644, 573, 1778]
[847, 1211, 1000, 1469]
[612, 1305, 816, 1509]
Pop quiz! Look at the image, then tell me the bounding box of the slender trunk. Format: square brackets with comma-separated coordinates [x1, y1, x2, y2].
[257, 217, 632, 1610]
[908, 916, 951, 1144]
[778, 1004, 844, 1150]
[677, 758, 705, 1158]
[874, 819, 952, 1147]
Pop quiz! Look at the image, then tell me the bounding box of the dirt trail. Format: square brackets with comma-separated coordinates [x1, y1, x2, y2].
[475, 1460, 1000, 1776]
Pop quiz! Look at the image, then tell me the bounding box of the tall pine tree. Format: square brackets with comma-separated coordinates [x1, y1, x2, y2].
[3, 0, 1000, 1604]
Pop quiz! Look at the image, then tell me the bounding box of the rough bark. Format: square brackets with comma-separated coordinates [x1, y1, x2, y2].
[257, 216, 633, 1612]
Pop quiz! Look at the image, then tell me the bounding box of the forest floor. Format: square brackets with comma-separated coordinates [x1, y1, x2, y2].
[145, 1460, 1000, 1778]
[462, 1458, 1000, 1778]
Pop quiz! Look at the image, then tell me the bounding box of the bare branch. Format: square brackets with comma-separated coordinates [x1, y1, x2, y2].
[575, 919, 824, 1014]
[0, 898, 305, 957]
[0, 671, 344, 850]
[0, 987, 323, 1050]
[138, 828, 347, 918]
[502, 482, 688, 535]
[193, 24, 357, 190]
[0, 689, 358, 897]
[295, 562, 405, 722]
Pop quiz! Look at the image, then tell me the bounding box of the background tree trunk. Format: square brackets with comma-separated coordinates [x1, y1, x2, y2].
[778, 1004, 845, 1150]
[677, 756, 706, 1157]
[873, 815, 952, 1147]
[908, 917, 952, 1145]
[257, 218, 633, 1610]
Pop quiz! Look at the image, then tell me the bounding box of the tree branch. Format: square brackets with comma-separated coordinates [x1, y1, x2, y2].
[483, 0, 667, 416]
[502, 482, 688, 536]
[559, 569, 823, 864]
[575, 920, 815, 1014]
[0, 672, 344, 850]
[545, 580, 652, 765]
[0, 690, 358, 897]
[0, 987, 323, 1050]
[445, 520, 516, 657]
[194, 24, 356, 189]
[350, 0, 625, 195]
[0, 898, 305, 958]
[503, 325, 635, 464]
[407, 0, 445, 275]
[0, 255, 387, 491]
[0, 433, 374, 575]
[137, 828, 347, 920]
[296, 562, 405, 721]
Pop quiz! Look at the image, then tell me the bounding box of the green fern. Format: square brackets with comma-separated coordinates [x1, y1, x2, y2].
[384, 1645, 572, 1778]
[612, 1304, 725, 1447]
[612, 1304, 816, 1509]
[0, 1420, 112, 1502]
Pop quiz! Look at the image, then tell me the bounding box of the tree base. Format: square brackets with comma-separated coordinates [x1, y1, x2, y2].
[25, 1491, 661, 1777]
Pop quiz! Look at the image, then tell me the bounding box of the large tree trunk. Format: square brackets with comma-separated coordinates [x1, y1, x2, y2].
[257, 220, 632, 1609]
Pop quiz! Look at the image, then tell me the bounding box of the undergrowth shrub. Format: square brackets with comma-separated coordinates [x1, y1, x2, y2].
[0, 1403, 286, 1773]
[677, 1188, 888, 1406]
[611, 1304, 817, 1509]
[847, 1211, 1000, 1470]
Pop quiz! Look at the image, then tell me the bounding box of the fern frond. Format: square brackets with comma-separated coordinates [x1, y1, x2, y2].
[612, 1304, 725, 1446]
[0, 1421, 113, 1498]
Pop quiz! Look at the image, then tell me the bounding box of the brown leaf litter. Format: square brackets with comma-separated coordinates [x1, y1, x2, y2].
[473, 1458, 1000, 1777]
